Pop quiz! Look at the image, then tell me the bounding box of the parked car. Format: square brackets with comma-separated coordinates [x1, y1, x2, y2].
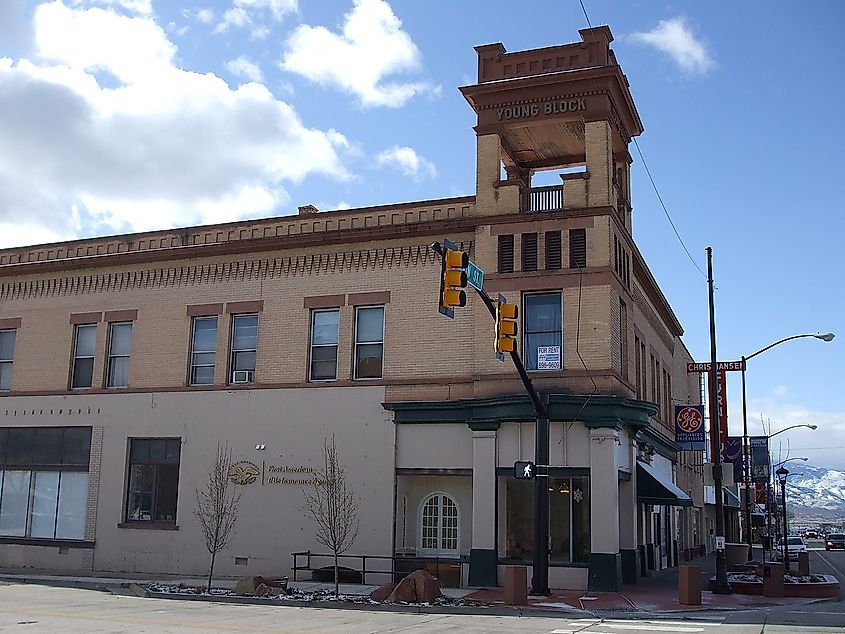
[825, 533, 845, 551]
[803, 530, 821, 540]
[777, 536, 808, 560]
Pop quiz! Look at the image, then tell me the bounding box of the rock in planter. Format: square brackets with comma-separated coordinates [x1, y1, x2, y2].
[370, 582, 396, 602]
[385, 569, 443, 603]
[233, 575, 289, 596]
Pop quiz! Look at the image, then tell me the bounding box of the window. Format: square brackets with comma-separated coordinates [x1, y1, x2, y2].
[310, 309, 339, 381]
[569, 228, 586, 268]
[498, 235, 514, 273]
[70, 324, 96, 389]
[506, 476, 590, 563]
[524, 293, 562, 371]
[189, 317, 217, 385]
[0, 329, 15, 391]
[634, 336, 642, 399]
[354, 306, 384, 379]
[419, 492, 459, 555]
[106, 322, 132, 388]
[0, 427, 91, 540]
[619, 299, 628, 380]
[521, 233, 538, 271]
[125, 438, 181, 524]
[545, 231, 562, 270]
[230, 314, 258, 383]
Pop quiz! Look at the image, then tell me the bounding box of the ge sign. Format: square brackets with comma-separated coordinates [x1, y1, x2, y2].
[514, 460, 536, 480]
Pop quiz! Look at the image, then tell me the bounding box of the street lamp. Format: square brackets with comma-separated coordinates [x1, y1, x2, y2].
[764, 426, 816, 558]
[741, 333, 833, 550]
[776, 466, 790, 567]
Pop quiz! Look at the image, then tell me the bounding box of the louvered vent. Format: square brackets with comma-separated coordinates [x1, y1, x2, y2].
[521, 233, 538, 271]
[545, 231, 561, 270]
[569, 228, 586, 268]
[498, 234, 514, 273]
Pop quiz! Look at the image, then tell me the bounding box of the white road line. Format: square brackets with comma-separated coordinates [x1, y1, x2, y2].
[595, 624, 705, 632]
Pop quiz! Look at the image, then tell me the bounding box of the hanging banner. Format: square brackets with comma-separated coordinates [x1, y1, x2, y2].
[710, 370, 729, 460]
[675, 405, 706, 450]
[755, 482, 767, 504]
[723, 436, 743, 483]
[750, 436, 770, 483]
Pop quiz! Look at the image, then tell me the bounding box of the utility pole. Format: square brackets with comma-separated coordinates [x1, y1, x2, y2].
[706, 247, 732, 594]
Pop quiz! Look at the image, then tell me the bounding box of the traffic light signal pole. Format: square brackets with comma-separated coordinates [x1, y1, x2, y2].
[430, 242, 551, 595]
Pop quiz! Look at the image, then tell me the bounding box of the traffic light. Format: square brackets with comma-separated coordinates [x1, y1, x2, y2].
[495, 296, 518, 356]
[438, 243, 468, 318]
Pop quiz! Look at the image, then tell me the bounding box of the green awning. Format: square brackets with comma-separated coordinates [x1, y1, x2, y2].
[637, 460, 693, 507]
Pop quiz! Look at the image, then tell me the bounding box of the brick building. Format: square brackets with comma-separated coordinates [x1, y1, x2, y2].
[0, 26, 705, 591]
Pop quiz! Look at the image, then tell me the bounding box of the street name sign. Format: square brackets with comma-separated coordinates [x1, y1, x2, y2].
[686, 360, 745, 373]
[466, 261, 484, 290]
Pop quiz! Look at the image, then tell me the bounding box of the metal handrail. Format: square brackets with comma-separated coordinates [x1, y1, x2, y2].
[291, 550, 468, 586]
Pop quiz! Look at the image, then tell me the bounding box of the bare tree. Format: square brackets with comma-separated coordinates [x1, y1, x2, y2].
[195, 442, 241, 591]
[302, 435, 360, 596]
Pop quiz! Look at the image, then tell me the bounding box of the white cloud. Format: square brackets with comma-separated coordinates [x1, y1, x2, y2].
[281, 0, 435, 108]
[184, 7, 215, 24]
[376, 145, 436, 180]
[214, 0, 296, 37]
[629, 17, 715, 75]
[70, 0, 152, 16]
[0, 1, 351, 245]
[225, 55, 264, 83]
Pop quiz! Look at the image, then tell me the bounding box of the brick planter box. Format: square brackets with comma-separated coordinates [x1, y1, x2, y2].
[714, 575, 840, 598]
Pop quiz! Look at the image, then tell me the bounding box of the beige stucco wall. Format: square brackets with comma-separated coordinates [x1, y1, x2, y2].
[0, 386, 392, 578]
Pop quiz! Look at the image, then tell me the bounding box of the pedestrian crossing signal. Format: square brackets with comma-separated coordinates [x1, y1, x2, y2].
[514, 460, 535, 480]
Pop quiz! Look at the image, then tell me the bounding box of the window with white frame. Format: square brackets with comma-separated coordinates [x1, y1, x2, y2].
[229, 314, 258, 383]
[189, 316, 217, 385]
[309, 309, 339, 381]
[524, 293, 562, 371]
[418, 492, 459, 555]
[0, 329, 16, 391]
[0, 427, 91, 540]
[70, 324, 96, 389]
[106, 322, 132, 388]
[354, 306, 384, 379]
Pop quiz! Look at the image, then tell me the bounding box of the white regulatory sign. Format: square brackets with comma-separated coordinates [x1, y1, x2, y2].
[715, 536, 725, 551]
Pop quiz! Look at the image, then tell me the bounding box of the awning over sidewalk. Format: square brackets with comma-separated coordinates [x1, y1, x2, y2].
[723, 487, 741, 509]
[636, 460, 693, 507]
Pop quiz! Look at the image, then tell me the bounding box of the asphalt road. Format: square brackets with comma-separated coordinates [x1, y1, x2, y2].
[0, 547, 841, 633]
[0, 581, 842, 634]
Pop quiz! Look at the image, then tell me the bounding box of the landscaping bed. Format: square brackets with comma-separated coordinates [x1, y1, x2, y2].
[721, 573, 840, 598]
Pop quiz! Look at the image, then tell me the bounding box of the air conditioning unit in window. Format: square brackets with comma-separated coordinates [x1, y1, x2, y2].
[231, 370, 254, 384]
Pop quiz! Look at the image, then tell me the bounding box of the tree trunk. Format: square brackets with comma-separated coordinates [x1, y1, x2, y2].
[334, 552, 339, 597]
[208, 551, 216, 592]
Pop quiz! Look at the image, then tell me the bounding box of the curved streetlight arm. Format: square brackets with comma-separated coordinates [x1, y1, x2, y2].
[768, 424, 817, 440]
[773, 456, 808, 468]
[745, 332, 835, 362]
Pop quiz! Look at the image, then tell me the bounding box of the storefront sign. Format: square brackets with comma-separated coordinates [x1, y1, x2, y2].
[537, 346, 561, 370]
[711, 370, 729, 460]
[750, 436, 770, 483]
[675, 405, 705, 450]
[496, 98, 586, 122]
[229, 460, 319, 487]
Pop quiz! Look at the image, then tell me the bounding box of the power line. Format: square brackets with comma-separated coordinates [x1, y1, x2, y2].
[579, 0, 593, 29]
[632, 137, 707, 279]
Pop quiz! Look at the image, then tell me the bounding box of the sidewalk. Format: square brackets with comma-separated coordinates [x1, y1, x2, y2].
[465, 553, 818, 614]
[0, 555, 828, 618]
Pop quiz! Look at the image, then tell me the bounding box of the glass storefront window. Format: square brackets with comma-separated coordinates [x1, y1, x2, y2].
[505, 475, 590, 564]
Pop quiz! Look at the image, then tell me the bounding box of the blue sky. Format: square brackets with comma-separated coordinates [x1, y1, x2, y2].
[1, 1, 843, 469]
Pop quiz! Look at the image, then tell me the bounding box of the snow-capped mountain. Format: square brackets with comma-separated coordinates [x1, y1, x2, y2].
[783, 464, 845, 521]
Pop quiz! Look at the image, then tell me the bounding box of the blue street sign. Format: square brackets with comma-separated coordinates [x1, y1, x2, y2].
[466, 261, 484, 290]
